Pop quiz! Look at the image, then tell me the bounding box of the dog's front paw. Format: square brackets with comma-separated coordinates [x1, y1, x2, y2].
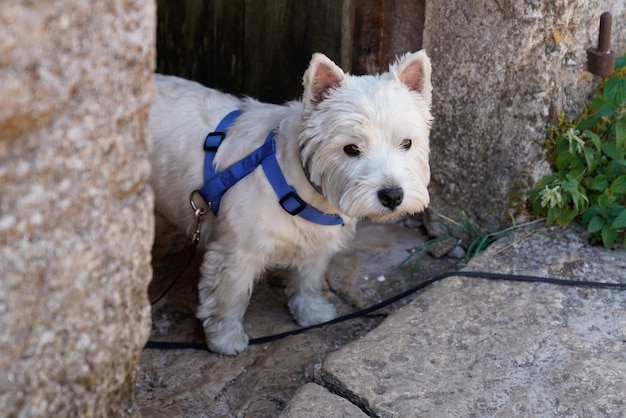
[288, 294, 337, 327]
[205, 320, 249, 356]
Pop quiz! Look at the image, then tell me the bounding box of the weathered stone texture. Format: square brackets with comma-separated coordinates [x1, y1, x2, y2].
[321, 227, 626, 417]
[423, 1, 626, 230]
[0, 0, 155, 416]
[279, 383, 369, 418]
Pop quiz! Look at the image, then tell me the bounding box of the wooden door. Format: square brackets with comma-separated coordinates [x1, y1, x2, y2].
[156, 0, 424, 103]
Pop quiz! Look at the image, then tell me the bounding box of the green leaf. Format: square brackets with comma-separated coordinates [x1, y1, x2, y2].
[577, 194, 590, 212]
[593, 103, 616, 118]
[583, 205, 601, 223]
[608, 174, 626, 194]
[591, 96, 609, 109]
[561, 178, 580, 193]
[577, 117, 596, 131]
[536, 174, 559, 188]
[606, 160, 626, 178]
[597, 193, 615, 207]
[556, 136, 570, 153]
[582, 146, 598, 171]
[588, 174, 609, 191]
[603, 142, 624, 161]
[616, 55, 626, 70]
[582, 130, 602, 153]
[556, 151, 580, 170]
[604, 76, 626, 108]
[601, 224, 618, 248]
[556, 207, 578, 226]
[608, 203, 625, 218]
[568, 168, 585, 180]
[586, 216, 605, 234]
[611, 210, 626, 230]
[531, 195, 546, 216]
[546, 206, 560, 225]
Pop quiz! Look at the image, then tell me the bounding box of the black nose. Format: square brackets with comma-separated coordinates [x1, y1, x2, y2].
[378, 188, 404, 210]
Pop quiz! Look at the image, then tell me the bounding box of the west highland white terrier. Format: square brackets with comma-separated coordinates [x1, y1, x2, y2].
[149, 51, 433, 355]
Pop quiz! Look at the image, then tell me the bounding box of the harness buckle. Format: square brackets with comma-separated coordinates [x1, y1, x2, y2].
[204, 132, 226, 151]
[279, 191, 307, 216]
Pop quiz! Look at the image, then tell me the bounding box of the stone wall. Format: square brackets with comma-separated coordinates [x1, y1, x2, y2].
[0, 0, 155, 416]
[423, 1, 626, 231]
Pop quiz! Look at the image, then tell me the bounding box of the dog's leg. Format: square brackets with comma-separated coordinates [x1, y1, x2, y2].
[196, 246, 258, 355]
[286, 256, 337, 327]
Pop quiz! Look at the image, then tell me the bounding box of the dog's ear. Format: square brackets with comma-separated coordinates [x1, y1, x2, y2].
[303, 53, 345, 107]
[393, 50, 432, 105]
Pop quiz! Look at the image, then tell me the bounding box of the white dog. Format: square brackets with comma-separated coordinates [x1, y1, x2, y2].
[149, 51, 433, 355]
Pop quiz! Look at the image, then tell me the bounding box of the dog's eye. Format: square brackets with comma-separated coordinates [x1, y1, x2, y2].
[400, 139, 412, 150]
[343, 144, 361, 156]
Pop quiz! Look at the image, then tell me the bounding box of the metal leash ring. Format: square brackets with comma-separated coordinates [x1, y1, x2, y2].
[189, 191, 211, 244]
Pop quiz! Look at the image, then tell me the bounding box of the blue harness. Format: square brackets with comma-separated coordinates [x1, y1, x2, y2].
[197, 110, 344, 226]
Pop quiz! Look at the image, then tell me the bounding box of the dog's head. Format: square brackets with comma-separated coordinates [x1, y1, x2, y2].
[299, 51, 433, 222]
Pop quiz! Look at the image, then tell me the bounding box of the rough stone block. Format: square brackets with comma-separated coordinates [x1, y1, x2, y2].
[279, 383, 369, 418]
[0, 0, 155, 416]
[423, 1, 626, 230]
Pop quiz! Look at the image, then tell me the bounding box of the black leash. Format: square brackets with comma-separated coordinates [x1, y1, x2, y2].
[144, 270, 626, 351]
[150, 193, 209, 306]
[149, 240, 199, 306]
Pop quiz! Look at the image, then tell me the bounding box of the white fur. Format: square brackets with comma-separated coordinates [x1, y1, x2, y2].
[149, 51, 433, 355]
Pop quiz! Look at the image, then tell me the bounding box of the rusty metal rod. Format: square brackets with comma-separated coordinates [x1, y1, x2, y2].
[597, 12, 612, 53]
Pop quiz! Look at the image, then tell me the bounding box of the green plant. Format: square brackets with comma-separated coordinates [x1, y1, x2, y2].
[530, 55, 626, 248]
[400, 209, 544, 273]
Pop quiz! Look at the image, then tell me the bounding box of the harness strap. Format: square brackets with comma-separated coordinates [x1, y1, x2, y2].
[200, 110, 243, 215]
[262, 151, 344, 226]
[197, 110, 344, 226]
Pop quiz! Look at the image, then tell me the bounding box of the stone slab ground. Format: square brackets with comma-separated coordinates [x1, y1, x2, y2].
[307, 227, 626, 417]
[138, 219, 625, 417]
[137, 217, 453, 417]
